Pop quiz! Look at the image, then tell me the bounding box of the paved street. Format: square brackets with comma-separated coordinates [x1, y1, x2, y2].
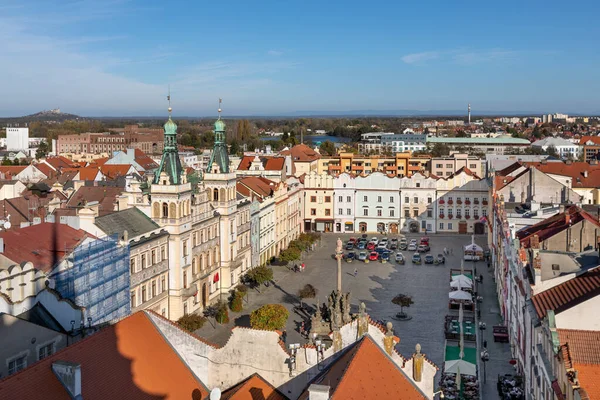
[195, 232, 513, 392]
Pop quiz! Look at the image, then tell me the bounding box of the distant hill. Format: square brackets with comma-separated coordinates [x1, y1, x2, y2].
[0, 109, 83, 125]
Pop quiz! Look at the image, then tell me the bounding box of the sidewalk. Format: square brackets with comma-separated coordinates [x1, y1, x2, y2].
[475, 261, 514, 399]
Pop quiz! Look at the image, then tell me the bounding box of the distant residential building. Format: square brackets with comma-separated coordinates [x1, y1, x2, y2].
[104, 148, 159, 173]
[279, 144, 321, 176]
[319, 152, 429, 178]
[0, 165, 47, 183]
[531, 137, 581, 159]
[578, 136, 600, 162]
[0, 180, 26, 200]
[357, 132, 427, 154]
[6, 127, 29, 151]
[542, 114, 553, 123]
[57, 130, 164, 155]
[236, 155, 288, 182]
[430, 153, 483, 178]
[333, 173, 356, 232]
[427, 136, 531, 155]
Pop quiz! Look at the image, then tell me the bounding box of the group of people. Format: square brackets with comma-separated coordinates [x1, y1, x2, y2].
[293, 263, 306, 272]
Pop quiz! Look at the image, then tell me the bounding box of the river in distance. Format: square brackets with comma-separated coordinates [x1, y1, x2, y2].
[260, 135, 351, 144]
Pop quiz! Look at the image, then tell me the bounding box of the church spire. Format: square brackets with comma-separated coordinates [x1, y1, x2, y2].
[153, 92, 184, 185]
[207, 98, 230, 173]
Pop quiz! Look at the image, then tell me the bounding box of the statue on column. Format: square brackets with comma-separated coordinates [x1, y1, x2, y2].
[357, 302, 369, 338]
[383, 321, 395, 355]
[336, 237, 343, 254]
[413, 343, 424, 382]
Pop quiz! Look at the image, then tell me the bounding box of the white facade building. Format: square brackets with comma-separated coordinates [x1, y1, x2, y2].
[399, 173, 437, 233]
[333, 173, 356, 233]
[354, 172, 401, 234]
[6, 128, 29, 151]
[531, 137, 581, 159]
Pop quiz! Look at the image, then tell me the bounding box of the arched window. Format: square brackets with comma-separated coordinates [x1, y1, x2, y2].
[162, 202, 168, 218]
[213, 188, 219, 201]
[169, 203, 176, 218]
[153, 203, 160, 218]
[179, 203, 184, 218]
[192, 258, 197, 275]
[220, 188, 226, 201]
[199, 254, 204, 271]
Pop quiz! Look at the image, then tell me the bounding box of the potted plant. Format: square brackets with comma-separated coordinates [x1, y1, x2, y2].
[465, 199, 471, 205]
[457, 199, 463, 205]
[448, 199, 453, 205]
[448, 214, 453, 219]
[439, 199, 445, 204]
[392, 294, 414, 320]
[439, 214, 444, 219]
[465, 215, 471, 219]
[474, 199, 479, 205]
[482, 200, 488, 205]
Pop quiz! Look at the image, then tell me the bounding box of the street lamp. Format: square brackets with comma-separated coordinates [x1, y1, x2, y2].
[433, 389, 445, 399]
[480, 349, 490, 383]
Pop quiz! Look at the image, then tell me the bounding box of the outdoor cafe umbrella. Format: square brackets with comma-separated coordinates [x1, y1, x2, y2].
[451, 275, 473, 289]
[449, 290, 472, 301]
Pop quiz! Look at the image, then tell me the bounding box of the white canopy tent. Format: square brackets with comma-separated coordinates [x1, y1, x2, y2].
[445, 359, 477, 376]
[464, 243, 483, 252]
[449, 290, 472, 301]
[451, 275, 473, 289]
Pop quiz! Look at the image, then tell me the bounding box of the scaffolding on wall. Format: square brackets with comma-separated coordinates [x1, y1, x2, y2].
[53, 234, 130, 326]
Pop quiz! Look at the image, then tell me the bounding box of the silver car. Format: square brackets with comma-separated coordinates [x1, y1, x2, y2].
[408, 243, 417, 252]
[358, 251, 368, 261]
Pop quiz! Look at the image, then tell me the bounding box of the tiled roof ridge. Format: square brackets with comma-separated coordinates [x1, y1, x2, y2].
[144, 310, 220, 349]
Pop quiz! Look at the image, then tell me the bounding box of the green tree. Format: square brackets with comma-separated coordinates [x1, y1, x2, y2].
[215, 301, 229, 324]
[230, 290, 244, 312]
[392, 294, 414, 318]
[244, 265, 273, 291]
[279, 247, 301, 263]
[35, 140, 49, 159]
[229, 140, 241, 155]
[429, 143, 450, 157]
[250, 304, 289, 330]
[297, 284, 317, 308]
[1, 157, 11, 166]
[319, 140, 336, 156]
[547, 145, 559, 158]
[177, 314, 206, 332]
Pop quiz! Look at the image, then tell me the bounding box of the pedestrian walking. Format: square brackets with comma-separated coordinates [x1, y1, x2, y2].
[282, 329, 287, 344]
[483, 340, 488, 349]
[480, 273, 483, 283]
[353, 268, 358, 277]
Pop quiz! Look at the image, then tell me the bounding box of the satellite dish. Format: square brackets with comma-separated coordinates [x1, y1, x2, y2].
[3, 221, 11, 230]
[210, 388, 221, 400]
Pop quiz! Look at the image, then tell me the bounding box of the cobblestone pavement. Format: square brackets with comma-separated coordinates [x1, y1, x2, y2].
[195, 232, 509, 384]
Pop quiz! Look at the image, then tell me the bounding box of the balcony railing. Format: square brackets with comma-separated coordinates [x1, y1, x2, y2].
[182, 285, 198, 298]
[193, 237, 219, 254]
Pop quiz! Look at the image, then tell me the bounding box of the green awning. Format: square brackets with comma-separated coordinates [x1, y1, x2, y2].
[445, 345, 477, 364]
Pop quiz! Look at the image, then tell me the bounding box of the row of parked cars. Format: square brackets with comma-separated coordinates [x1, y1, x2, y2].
[343, 236, 445, 265]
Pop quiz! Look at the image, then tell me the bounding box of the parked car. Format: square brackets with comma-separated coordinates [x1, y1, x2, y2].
[361, 234, 368, 239]
[348, 237, 357, 244]
[345, 252, 356, 262]
[410, 238, 417, 245]
[375, 247, 387, 255]
[420, 236, 430, 246]
[389, 242, 398, 250]
[417, 244, 428, 253]
[412, 253, 422, 264]
[408, 243, 417, 252]
[424, 254, 434, 264]
[357, 241, 366, 250]
[395, 252, 405, 264]
[377, 242, 387, 249]
[390, 238, 398, 245]
[381, 251, 391, 263]
[399, 238, 408, 250]
[345, 242, 355, 250]
[371, 237, 379, 244]
[366, 242, 376, 251]
[369, 251, 379, 261]
[436, 254, 446, 264]
[358, 251, 368, 261]
[380, 238, 388, 245]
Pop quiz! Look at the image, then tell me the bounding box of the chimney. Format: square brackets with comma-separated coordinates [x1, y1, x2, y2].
[308, 384, 330, 400]
[52, 361, 82, 399]
[0, 238, 4, 253]
[123, 230, 129, 243]
[530, 234, 540, 249]
[584, 170, 589, 178]
[541, 159, 547, 165]
[566, 159, 572, 165]
[117, 195, 128, 211]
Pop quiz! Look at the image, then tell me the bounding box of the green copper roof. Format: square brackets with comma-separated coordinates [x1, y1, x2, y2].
[153, 113, 184, 185]
[207, 117, 230, 173]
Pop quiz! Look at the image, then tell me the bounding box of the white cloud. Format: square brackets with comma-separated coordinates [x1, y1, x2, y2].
[268, 50, 284, 56]
[401, 51, 440, 64]
[402, 49, 519, 65]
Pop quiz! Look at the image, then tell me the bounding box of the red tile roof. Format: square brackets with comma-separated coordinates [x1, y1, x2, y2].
[517, 206, 600, 247]
[100, 164, 134, 179]
[524, 161, 600, 188]
[237, 156, 286, 171]
[0, 312, 209, 400]
[66, 186, 123, 215]
[0, 166, 27, 179]
[579, 136, 600, 146]
[280, 144, 321, 162]
[221, 373, 289, 400]
[237, 177, 276, 200]
[0, 223, 90, 272]
[78, 167, 101, 181]
[133, 149, 159, 170]
[558, 329, 600, 400]
[532, 269, 600, 319]
[451, 166, 480, 179]
[298, 336, 426, 400]
[44, 156, 77, 171]
[33, 163, 54, 178]
[0, 196, 52, 229]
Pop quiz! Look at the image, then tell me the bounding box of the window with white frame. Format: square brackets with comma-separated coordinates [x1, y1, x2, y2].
[346, 196, 351, 202]
[413, 197, 418, 203]
[8, 355, 26, 375]
[338, 208, 343, 215]
[38, 343, 54, 360]
[448, 222, 453, 230]
[439, 222, 444, 229]
[338, 196, 343, 202]
[390, 209, 395, 217]
[389, 196, 394, 202]
[363, 208, 368, 216]
[482, 209, 487, 216]
[378, 196, 382, 202]
[377, 209, 382, 217]
[347, 208, 351, 215]
[363, 196, 368, 202]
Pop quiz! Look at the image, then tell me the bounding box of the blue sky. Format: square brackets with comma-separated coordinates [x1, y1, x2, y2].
[1, 0, 599, 116]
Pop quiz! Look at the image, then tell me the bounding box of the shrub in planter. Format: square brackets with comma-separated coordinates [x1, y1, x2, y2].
[215, 301, 229, 324]
[230, 291, 244, 312]
[177, 314, 207, 332]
